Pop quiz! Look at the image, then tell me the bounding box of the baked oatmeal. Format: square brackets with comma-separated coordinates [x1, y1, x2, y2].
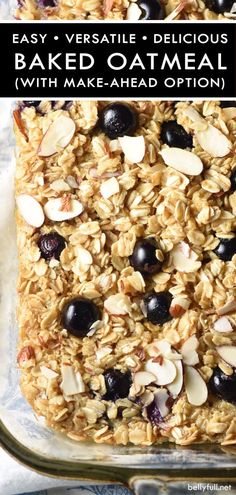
[15, 0, 236, 21]
[14, 100, 236, 446]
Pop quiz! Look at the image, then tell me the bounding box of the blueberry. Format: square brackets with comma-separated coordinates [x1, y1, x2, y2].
[38, 0, 57, 6]
[130, 237, 164, 276]
[160, 121, 193, 149]
[61, 297, 101, 338]
[20, 101, 41, 111]
[51, 101, 73, 111]
[103, 369, 132, 401]
[220, 101, 236, 108]
[99, 103, 138, 139]
[214, 237, 236, 261]
[146, 400, 162, 425]
[230, 169, 236, 191]
[138, 0, 165, 19]
[209, 367, 236, 404]
[38, 232, 66, 261]
[143, 291, 173, 325]
[205, 0, 234, 13]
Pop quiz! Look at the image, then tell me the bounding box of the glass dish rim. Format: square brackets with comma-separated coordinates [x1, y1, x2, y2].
[1, 418, 236, 485]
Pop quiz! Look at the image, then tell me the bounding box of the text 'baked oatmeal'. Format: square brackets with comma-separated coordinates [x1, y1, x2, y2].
[14, 100, 236, 446]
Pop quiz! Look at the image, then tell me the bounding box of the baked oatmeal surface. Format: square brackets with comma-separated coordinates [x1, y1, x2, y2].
[14, 100, 236, 446]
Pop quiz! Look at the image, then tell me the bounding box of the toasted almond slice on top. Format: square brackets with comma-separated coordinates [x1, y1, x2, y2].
[38, 116, 76, 157]
[217, 299, 236, 316]
[16, 194, 45, 228]
[159, 148, 203, 176]
[171, 243, 201, 273]
[214, 316, 233, 333]
[196, 124, 232, 158]
[167, 359, 183, 398]
[134, 371, 156, 387]
[119, 135, 145, 163]
[60, 365, 85, 395]
[217, 346, 236, 367]
[126, 2, 142, 19]
[184, 366, 208, 406]
[183, 107, 206, 127]
[145, 357, 177, 386]
[100, 177, 120, 199]
[183, 107, 232, 157]
[104, 293, 132, 315]
[40, 366, 58, 380]
[154, 389, 170, 418]
[170, 296, 190, 318]
[44, 198, 83, 221]
[181, 335, 199, 366]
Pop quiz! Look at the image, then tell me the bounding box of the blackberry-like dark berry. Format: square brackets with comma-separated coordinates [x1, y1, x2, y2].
[38, 0, 57, 6]
[130, 237, 164, 276]
[143, 291, 173, 325]
[20, 101, 41, 111]
[220, 101, 236, 108]
[230, 169, 236, 191]
[38, 232, 66, 260]
[146, 400, 162, 425]
[160, 120, 193, 149]
[205, 0, 234, 13]
[103, 369, 132, 401]
[209, 367, 236, 404]
[61, 297, 101, 338]
[138, 0, 165, 19]
[99, 103, 138, 139]
[214, 237, 236, 261]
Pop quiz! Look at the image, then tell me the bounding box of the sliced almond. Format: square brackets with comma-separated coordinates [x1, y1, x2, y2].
[44, 198, 83, 222]
[100, 177, 120, 199]
[184, 366, 208, 406]
[217, 299, 236, 316]
[126, 2, 142, 19]
[171, 243, 201, 273]
[170, 296, 190, 318]
[164, 0, 187, 20]
[154, 389, 170, 418]
[134, 371, 156, 387]
[214, 316, 233, 333]
[167, 360, 183, 398]
[96, 347, 112, 362]
[119, 135, 145, 163]
[222, 108, 236, 121]
[16, 194, 45, 228]
[150, 340, 171, 357]
[159, 147, 203, 176]
[217, 346, 236, 367]
[196, 124, 232, 158]
[145, 357, 176, 386]
[184, 106, 232, 157]
[13, 109, 28, 141]
[183, 107, 206, 127]
[40, 366, 58, 380]
[51, 179, 71, 192]
[60, 365, 85, 395]
[104, 293, 132, 315]
[181, 335, 199, 366]
[180, 241, 191, 258]
[103, 0, 114, 15]
[38, 116, 76, 157]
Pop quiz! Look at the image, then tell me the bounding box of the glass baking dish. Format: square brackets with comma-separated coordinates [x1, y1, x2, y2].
[1, 100, 236, 495]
